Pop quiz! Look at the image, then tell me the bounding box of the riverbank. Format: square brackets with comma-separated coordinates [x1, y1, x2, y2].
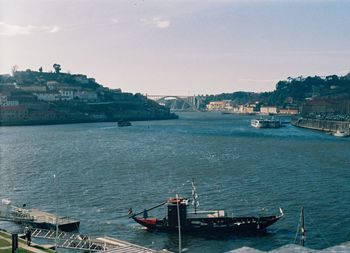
[0, 113, 178, 127]
[291, 116, 350, 133]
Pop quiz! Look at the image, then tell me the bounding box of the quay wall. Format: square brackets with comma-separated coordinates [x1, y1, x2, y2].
[291, 116, 350, 133]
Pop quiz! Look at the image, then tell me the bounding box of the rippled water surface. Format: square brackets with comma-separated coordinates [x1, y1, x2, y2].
[1, 112, 350, 252]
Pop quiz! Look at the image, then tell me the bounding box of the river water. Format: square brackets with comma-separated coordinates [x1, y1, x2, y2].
[1, 112, 349, 252]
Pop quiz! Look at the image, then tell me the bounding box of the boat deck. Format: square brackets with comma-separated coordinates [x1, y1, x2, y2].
[0, 204, 79, 231]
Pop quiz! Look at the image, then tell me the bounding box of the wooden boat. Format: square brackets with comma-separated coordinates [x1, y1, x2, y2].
[130, 181, 283, 235]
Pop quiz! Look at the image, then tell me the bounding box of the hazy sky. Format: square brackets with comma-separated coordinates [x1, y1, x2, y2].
[1, 0, 349, 95]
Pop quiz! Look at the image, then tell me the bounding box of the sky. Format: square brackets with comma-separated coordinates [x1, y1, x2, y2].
[0, 0, 349, 95]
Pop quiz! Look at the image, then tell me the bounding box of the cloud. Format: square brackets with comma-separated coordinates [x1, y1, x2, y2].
[111, 18, 119, 24]
[0, 22, 60, 36]
[140, 17, 170, 29]
[48, 25, 60, 33]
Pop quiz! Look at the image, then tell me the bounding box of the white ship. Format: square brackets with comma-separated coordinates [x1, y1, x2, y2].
[333, 129, 350, 137]
[251, 118, 282, 128]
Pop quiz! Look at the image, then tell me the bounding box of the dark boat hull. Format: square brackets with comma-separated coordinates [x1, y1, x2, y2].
[133, 215, 281, 235]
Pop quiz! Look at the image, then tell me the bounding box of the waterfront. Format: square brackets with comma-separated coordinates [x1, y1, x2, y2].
[0, 112, 349, 252]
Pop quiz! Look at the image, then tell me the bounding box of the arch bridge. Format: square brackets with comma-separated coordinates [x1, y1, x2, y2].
[147, 95, 202, 111]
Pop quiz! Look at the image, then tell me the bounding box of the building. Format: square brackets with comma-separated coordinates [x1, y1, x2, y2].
[301, 100, 335, 114]
[207, 100, 233, 111]
[34, 92, 61, 101]
[74, 90, 98, 101]
[0, 95, 19, 106]
[260, 106, 278, 114]
[0, 105, 28, 121]
[47, 81, 60, 90]
[20, 85, 47, 92]
[59, 90, 74, 100]
[279, 108, 299, 115]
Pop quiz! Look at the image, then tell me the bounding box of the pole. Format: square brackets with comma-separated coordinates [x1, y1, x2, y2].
[176, 194, 181, 253]
[54, 174, 58, 252]
[11, 233, 18, 253]
[301, 207, 305, 247]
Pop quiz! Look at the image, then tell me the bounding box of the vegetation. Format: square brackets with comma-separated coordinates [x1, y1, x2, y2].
[0, 237, 11, 247]
[201, 73, 350, 108]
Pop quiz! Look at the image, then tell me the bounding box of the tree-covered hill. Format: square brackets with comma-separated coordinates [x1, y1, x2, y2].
[200, 73, 350, 108]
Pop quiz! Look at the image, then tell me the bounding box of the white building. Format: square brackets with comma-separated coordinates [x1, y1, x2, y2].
[59, 90, 74, 100]
[74, 90, 98, 101]
[260, 106, 278, 114]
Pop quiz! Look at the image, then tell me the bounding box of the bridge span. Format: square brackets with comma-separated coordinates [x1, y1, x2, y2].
[146, 94, 202, 111]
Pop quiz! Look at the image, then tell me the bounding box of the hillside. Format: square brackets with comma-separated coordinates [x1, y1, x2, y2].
[200, 73, 350, 109]
[0, 68, 178, 126]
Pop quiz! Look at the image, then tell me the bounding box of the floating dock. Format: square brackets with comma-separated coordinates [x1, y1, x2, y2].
[0, 200, 79, 232]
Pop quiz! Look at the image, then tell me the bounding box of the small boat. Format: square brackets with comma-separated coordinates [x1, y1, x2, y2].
[129, 180, 283, 235]
[117, 120, 132, 127]
[251, 118, 282, 128]
[333, 129, 349, 137]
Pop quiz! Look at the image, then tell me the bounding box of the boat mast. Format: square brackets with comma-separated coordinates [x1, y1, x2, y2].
[191, 178, 198, 214]
[301, 207, 305, 247]
[176, 194, 182, 253]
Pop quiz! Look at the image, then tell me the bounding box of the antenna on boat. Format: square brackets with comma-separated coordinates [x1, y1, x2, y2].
[191, 178, 199, 214]
[176, 194, 182, 253]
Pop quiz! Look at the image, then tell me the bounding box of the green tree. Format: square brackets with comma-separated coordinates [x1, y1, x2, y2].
[53, 63, 61, 73]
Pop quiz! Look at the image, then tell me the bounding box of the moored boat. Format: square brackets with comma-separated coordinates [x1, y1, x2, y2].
[130, 181, 283, 235]
[0, 199, 80, 232]
[251, 118, 282, 128]
[332, 129, 350, 137]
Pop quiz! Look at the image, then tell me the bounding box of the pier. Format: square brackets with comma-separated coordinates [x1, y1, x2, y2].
[291, 116, 350, 133]
[30, 228, 167, 253]
[0, 204, 79, 232]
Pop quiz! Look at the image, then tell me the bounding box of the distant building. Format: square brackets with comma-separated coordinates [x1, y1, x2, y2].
[0, 95, 19, 106]
[20, 85, 47, 92]
[0, 105, 28, 121]
[301, 99, 336, 114]
[238, 105, 254, 113]
[207, 100, 233, 111]
[278, 108, 299, 115]
[47, 81, 60, 90]
[59, 90, 74, 100]
[260, 106, 277, 114]
[34, 92, 61, 101]
[74, 90, 98, 101]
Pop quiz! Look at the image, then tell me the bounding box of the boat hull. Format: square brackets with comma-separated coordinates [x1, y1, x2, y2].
[133, 215, 281, 235]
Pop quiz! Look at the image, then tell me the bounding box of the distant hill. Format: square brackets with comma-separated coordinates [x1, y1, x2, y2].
[0, 67, 178, 126]
[200, 73, 350, 109]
